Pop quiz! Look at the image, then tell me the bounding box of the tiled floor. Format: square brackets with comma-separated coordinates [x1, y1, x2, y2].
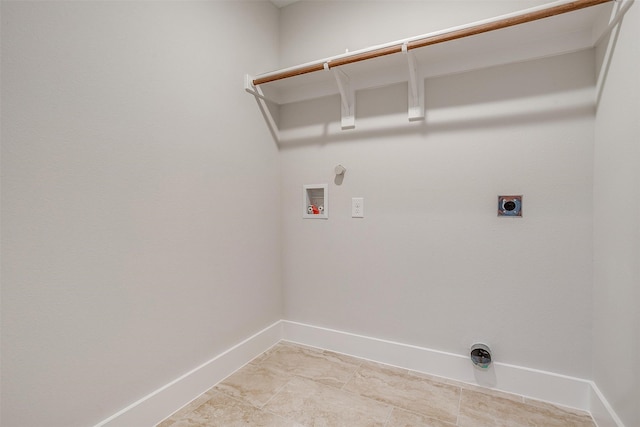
[157, 342, 596, 427]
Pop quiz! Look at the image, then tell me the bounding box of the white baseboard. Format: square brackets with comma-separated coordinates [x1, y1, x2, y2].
[94, 320, 282, 427]
[589, 382, 626, 427]
[93, 319, 623, 427]
[281, 320, 620, 422]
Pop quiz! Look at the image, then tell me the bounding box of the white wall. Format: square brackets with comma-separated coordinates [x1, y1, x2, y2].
[593, 2, 640, 425]
[279, 1, 596, 379]
[0, 2, 281, 426]
[278, 0, 550, 68]
[3, 1, 636, 425]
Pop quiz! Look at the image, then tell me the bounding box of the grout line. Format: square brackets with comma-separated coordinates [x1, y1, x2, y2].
[260, 376, 295, 409]
[262, 407, 306, 427]
[210, 388, 308, 427]
[210, 388, 264, 409]
[382, 405, 395, 426]
[340, 364, 361, 391]
[455, 386, 463, 426]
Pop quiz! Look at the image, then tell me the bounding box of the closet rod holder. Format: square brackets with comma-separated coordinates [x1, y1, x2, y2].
[251, 0, 613, 86]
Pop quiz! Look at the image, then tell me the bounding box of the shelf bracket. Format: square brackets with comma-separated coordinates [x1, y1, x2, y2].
[593, 0, 634, 45]
[244, 74, 280, 141]
[403, 44, 424, 121]
[331, 68, 356, 130]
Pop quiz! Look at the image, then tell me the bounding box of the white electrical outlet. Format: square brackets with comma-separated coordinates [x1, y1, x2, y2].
[352, 197, 364, 218]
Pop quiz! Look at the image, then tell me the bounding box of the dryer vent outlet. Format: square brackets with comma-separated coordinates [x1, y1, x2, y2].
[470, 343, 492, 369]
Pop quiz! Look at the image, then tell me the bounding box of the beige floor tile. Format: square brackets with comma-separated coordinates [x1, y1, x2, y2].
[458, 389, 596, 427]
[264, 376, 392, 426]
[386, 407, 458, 427]
[159, 344, 596, 427]
[343, 361, 460, 424]
[359, 360, 411, 376]
[160, 391, 300, 427]
[523, 397, 594, 420]
[460, 383, 524, 404]
[156, 391, 217, 427]
[406, 371, 524, 404]
[215, 362, 291, 408]
[407, 370, 462, 386]
[259, 342, 361, 388]
[319, 347, 367, 367]
[248, 342, 284, 366]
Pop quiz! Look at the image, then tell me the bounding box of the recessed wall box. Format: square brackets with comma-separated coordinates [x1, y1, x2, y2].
[498, 195, 522, 217]
[303, 184, 328, 219]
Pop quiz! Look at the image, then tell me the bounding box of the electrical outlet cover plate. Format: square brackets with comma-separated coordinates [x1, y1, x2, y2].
[498, 195, 522, 217]
[352, 197, 364, 218]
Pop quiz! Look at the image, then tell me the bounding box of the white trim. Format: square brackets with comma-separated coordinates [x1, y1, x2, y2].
[93, 319, 625, 426]
[281, 320, 599, 414]
[93, 320, 282, 427]
[589, 382, 626, 427]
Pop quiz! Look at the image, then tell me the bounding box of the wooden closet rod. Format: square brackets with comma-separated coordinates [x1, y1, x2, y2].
[252, 0, 612, 86]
